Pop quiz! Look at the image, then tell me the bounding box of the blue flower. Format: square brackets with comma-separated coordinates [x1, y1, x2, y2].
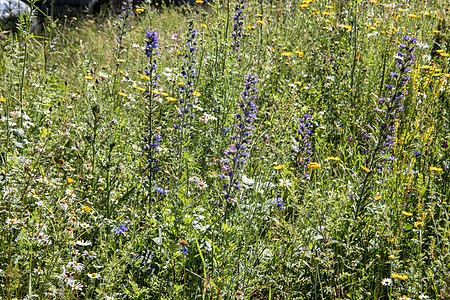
[178, 247, 188, 255]
[114, 224, 128, 235]
[274, 197, 284, 210]
[145, 29, 159, 57]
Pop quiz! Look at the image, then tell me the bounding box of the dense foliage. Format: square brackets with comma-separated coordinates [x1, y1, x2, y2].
[0, 0, 449, 299]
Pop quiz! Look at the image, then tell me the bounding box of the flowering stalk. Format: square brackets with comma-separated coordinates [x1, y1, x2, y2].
[173, 22, 198, 189]
[354, 35, 417, 219]
[230, 0, 245, 58]
[221, 73, 258, 204]
[116, 0, 133, 49]
[141, 29, 165, 203]
[294, 114, 313, 178]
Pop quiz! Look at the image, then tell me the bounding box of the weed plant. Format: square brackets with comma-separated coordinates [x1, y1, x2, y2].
[0, 0, 449, 299]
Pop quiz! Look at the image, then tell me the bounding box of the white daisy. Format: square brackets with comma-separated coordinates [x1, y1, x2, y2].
[381, 278, 392, 286]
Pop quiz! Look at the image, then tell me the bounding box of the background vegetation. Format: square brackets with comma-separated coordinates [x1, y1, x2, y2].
[0, 0, 449, 299]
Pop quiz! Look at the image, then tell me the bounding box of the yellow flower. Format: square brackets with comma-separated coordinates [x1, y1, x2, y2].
[116, 59, 126, 63]
[370, 0, 377, 3]
[326, 156, 340, 161]
[83, 205, 93, 213]
[152, 90, 160, 95]
[388, 254, 395, 260]
[0, 97, 6, 102]
[136, 8, 144, 13]
[307, 162, 321, 169]
[325, 5, 333, 9]
[246, 25, 255, 30]
[294, 81, 302, 85]
[273, 165, 285, 170]
[118, 92, 128, 97]
[256, 20, 264, 25]
[374, 195, 382, 201]
[300, 4, 308, 8]
[408, 14, 419, 18]
[391, 273, 408, 280]
[341, 25, 351, 31]
[72, 17, 77, 20]
[85, 75, 93, 80]
[201, 24, 207, 28]
[192, 91, 201, 97]
[401, 211, 413, 217]
[414, 221, 423, 228]
[196, 0, 203, 3]
[361, 166, 371, 173]
[294, 50, 304, 57]
[429, 166, 443, 172]
[167, 97, 177, 102]
[440, 53, 450, 57]
[67, 178, 74, 184]
[141, 75, 151, 81]
[281, 52, 292, 57]
[161, 92, 168, 97]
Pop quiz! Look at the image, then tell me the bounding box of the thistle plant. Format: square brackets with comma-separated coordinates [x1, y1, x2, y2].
[353, 35, 417, 220]
[221, 73, 258, 205]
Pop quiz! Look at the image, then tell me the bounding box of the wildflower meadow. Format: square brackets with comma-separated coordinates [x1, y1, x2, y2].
[0, 0, 449, 299]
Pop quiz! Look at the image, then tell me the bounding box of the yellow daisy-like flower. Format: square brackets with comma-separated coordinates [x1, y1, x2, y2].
[429, 166, 443, 172]
[141, 75, 151, 81]
[85, 75, 93, 80]
[132, 85, 146, 92]
[294, 81, 302, 85]
[281, 52, 292, 57]
[118, 92, 128, 97]
[361, 166, 371, 173]
[391, 273, 408, 280]
[256, 20, 264, 25]
[167, 97, 177, 102]
[161, 92, 168, 97]
[374, 195, 382, 201]
[67, 178, 74, 184]
[246, 25, 255, 30]
[408, 14, 419, 18]
[414, 221, 423, 228]
[136, 8, 144, 13]
[273, 165, 285, 170]
[307, 162, 321, 169]
[196, 0, 203, 3]
[83, 205, 93, 213]
[116, 59, 126, 63]
[401, 211, 413, 217]
[294, 51, 304, 57]
[440, 52, 450, 57]
[0, 97, 6, 102]
[326, 156, 340, 161]
[192, 91, 201, 97]
[341, 25, 351, 31]
[388, 254, 395, 260]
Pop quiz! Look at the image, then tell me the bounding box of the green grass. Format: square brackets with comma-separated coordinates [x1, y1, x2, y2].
[0, 0, 449, 299]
